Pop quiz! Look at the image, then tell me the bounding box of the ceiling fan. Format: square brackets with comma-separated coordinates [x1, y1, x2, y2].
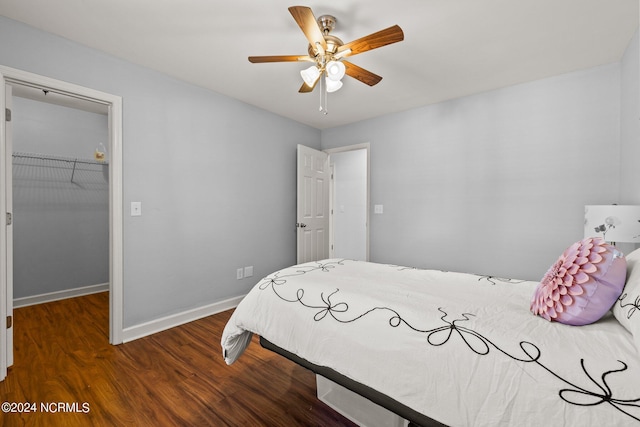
[248, 6, 404, 100]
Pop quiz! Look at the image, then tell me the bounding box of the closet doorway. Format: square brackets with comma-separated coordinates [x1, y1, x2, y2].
[326, 143, 370, 261]
[0, 66, 123, 381]
[11, 86, 110, 306]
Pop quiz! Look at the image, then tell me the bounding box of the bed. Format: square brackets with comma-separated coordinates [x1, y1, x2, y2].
[221, 239, 640, 426]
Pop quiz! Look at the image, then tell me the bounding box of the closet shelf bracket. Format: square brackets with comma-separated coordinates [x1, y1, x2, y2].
[71, 159, 78, 183]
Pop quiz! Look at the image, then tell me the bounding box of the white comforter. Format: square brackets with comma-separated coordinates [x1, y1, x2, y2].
[221, 259, 640, 426]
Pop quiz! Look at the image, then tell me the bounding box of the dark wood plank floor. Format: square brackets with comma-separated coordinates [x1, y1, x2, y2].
[0, 292, 357, 426]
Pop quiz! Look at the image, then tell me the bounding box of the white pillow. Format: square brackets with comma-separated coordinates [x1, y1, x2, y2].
[613, 247, 640, 349]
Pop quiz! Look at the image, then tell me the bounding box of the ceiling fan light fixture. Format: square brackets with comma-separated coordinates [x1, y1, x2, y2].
[300, 65, 321, 86]
[326, 77, 343, 93]
[326, 60, 346, 81]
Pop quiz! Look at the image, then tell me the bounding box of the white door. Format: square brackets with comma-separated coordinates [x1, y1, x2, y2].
[1, 82, 14, 380]
[297, 144, 330, 263]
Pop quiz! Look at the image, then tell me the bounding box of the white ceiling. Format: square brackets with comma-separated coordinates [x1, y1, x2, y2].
[0, 0, 638, 129]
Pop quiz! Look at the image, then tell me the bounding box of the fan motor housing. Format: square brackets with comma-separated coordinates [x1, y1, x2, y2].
[306, 14, 343, 58]
[308, 34, 343, 58]
[317, 15, 336, 34]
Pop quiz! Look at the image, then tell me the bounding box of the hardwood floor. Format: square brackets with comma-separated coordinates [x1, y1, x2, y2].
[0, 292, 357, 426]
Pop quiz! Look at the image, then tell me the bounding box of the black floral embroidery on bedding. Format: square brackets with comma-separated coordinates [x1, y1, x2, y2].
[477, 275, 526, 286]
[257, 259, 640, 423]
[617, 292, 640, 320]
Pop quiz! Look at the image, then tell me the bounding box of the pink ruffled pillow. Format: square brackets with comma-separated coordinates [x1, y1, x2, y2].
[530, 237, 626, 326]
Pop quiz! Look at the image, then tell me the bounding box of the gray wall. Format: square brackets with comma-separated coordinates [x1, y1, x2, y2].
[620, 30, 640, 204]
[322, 62, 625, 281]
[12, 97, 109, 299]
[0, 16, 321, 327]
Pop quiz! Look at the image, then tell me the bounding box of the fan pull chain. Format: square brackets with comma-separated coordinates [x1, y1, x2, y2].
[319, 75, 328, 115]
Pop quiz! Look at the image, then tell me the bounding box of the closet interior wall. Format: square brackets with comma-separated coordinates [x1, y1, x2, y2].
[11, 94, 109, 305]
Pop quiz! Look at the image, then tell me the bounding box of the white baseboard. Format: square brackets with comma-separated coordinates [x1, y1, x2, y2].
[122, 294, 245, 343]
[13, 283, 110, 308]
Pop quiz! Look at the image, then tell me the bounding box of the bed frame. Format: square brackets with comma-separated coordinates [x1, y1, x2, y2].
[260, 337, 447, 427]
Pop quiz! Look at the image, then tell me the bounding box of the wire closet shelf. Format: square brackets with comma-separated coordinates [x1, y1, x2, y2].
[12, 151, 109, 185]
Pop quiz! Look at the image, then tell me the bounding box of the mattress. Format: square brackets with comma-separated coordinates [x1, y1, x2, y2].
[221, 259, 640, 426]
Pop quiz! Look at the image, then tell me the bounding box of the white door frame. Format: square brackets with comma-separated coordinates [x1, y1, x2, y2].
[324, 143, 370, 262]
[0, 66, 124, 381]
[3, 83, 12, 371]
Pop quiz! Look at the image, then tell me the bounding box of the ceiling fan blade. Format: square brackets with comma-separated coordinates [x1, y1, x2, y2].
[288, 6, 327, 54]
[343, 61, 382, 86]
[336, 25, 404, 58]
[248, 55, 312, 63]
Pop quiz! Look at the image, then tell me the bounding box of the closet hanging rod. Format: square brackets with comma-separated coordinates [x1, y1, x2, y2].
[12, 152, 108, 166]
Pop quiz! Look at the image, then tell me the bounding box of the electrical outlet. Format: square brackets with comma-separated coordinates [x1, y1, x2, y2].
[236, 268, 244, 280]
[244, 266, 254, 278]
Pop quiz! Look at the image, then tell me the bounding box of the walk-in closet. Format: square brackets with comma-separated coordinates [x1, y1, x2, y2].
[11, 86, 109, 308]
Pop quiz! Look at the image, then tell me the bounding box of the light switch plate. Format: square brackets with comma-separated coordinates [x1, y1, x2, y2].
[374, 204, 384, 214]
[131, 201, 142, 216]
